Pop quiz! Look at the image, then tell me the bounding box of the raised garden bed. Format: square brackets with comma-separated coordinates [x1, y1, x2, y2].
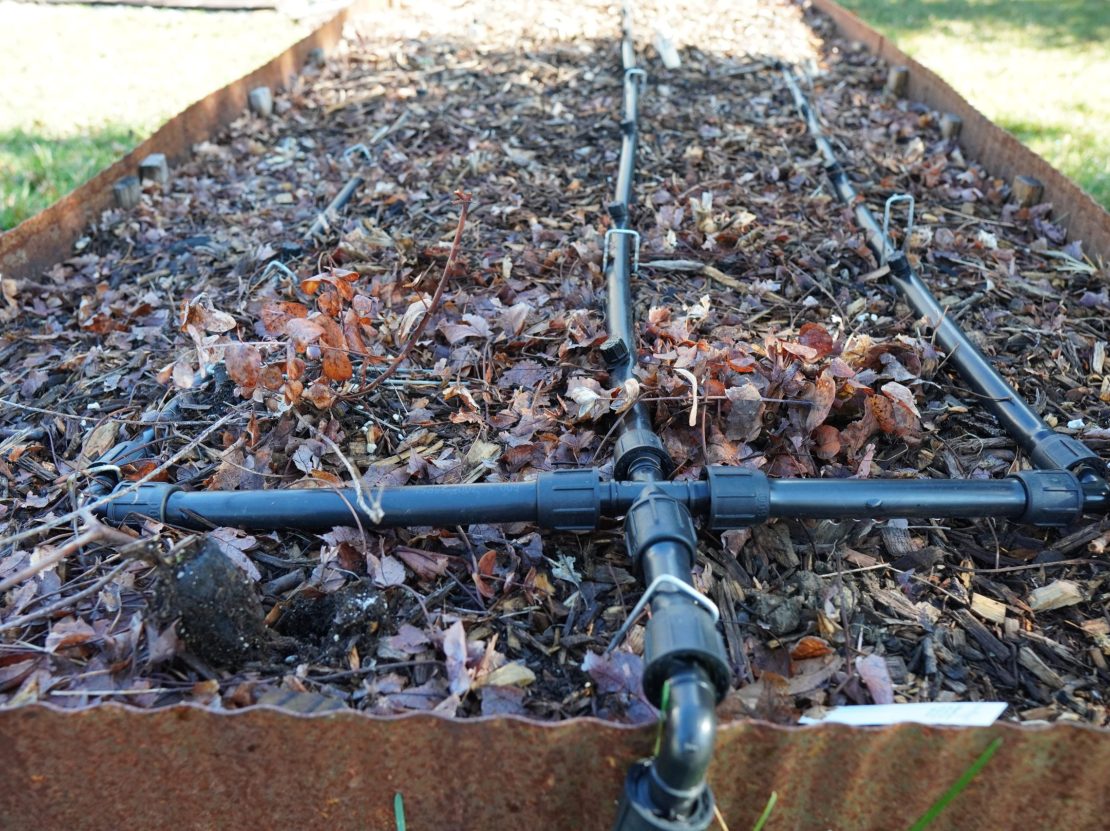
[2, 0, 1109, 827]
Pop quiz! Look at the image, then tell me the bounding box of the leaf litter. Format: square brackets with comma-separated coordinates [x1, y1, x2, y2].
[0, 0, 1107, 728]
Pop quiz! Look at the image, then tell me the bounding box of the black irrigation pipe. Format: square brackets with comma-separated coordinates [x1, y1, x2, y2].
[780, 68, 1109, 488]
[104, 468, 1096, 531]
[82, 14, 1110, 831]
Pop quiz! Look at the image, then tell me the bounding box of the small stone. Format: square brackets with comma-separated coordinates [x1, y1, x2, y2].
[274, 193, 294, 205]
[752, 592, 802, 637]
[248, 86, 274, 117]
[113, 175, 141, 209]
[138, 153, 169, 184]
[885, 66, 909, 97]
[940, 113, 963, 140]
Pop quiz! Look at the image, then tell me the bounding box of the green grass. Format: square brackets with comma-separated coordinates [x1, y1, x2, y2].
[835, 0, 1110, 210]
[907, 738, 1003, 830]
[0, 1, 309, 229]
[1, 127, 140, 229]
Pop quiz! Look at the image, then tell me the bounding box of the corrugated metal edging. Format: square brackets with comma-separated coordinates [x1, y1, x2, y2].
[2, 703, 1108, 830]
[0, 0, 383, 283]
[809, 0, 1110, 263]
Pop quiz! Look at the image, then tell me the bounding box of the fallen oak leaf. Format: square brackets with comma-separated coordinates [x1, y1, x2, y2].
[285, 317, 326, 351]
[181, 296, 236, 333]
[260, 301, 309, 335]
[798, 321, 835, 359]
[474, 549, 498, 599]
[224, 343, 262, 390]
[790, 635, 834, 660]
[804, 369, 836, 433]
[881, 381, 921, 418]
[394, 546, 451, 580]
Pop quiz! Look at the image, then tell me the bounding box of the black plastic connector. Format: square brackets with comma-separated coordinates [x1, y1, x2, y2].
[104, 482, 180, 524]
[615, 760, 715, 831]
[86, 427, 157, 497]
[624, 487, 697, 569]
[614, 428, 674, 480]
[608, 201, 629, 224]
[536, 469, 600, 531]
[704, 466, 771, 530]
[601, 335, 631, 367]
[1014, 469, 1085, 527]
[641, 600, 730, 706]
[1028, 432, 1105, 477]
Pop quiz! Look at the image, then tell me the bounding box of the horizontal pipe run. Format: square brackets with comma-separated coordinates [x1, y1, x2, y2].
[164, 482, 540, 530]
[100, 468, 1099, 530]
[767, 477, 1027, 519]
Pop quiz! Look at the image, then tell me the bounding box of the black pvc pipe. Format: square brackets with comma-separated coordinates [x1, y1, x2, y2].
[767, 477, 1027, 519]
[781, 69, 1104, 477]
[102, 468, 1101, 530]
[162, 482, 538, 530]
[648, 666, 718, 815]
[606, 13, 727, 830]
[306, 175, 364, 239]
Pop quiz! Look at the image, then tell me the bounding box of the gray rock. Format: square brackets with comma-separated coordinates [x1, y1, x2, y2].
[752, 592, 802, 637]
[248, 86, 273, 117]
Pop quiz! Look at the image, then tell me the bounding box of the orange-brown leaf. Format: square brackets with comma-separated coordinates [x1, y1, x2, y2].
[120, 460, 169, 482]
[790, 636, 834, 660]
[869, 394, 897, 434]
[474, 549, 498, 599]
[322, 344, 353, 382]
[285, 317, 326, 351]
[224, 343, 262, 390]
[804, 369, 837, 433]
[317, 290, 342, 319]
[260, 364, 285, 391]
[305, 381, 336, 409]
[260, 301, 309, 335]
[812, 424, 841, 460]
[798, 322, 834, 359]
[284, 378, 304, 404]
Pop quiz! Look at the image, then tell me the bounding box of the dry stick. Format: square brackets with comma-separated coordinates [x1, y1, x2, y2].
[0, 410, 237, 552]
[351, 191, 472, 398]
[0, 559, 132, 632]
[0, 520, 134, 594]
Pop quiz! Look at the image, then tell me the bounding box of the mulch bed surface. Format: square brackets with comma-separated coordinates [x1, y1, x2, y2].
[1, 0, 1107, 727]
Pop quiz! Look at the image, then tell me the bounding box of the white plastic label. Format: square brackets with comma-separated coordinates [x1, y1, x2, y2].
[798, 701, 1007, 727]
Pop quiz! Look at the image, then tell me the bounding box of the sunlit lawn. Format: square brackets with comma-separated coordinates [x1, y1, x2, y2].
[836, 0, 1110, 210]
[0, 2, 309, 230]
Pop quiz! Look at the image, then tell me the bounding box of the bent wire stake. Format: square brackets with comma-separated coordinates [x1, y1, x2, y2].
[88, 14, 1110, 831]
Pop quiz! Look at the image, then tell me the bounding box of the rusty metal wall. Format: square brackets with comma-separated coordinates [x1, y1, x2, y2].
[0, 1, 379, 283]
[2, 5, 1109, 829]
[2, 703, 1109, 830]
[810, 0, 1110, 263]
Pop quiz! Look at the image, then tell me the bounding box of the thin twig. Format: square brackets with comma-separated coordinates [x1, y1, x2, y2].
[350, 191, 472, 397]
[0, 410, 237, 551]
[0, 559, 132, 632]
[0, 519, 134, 593]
